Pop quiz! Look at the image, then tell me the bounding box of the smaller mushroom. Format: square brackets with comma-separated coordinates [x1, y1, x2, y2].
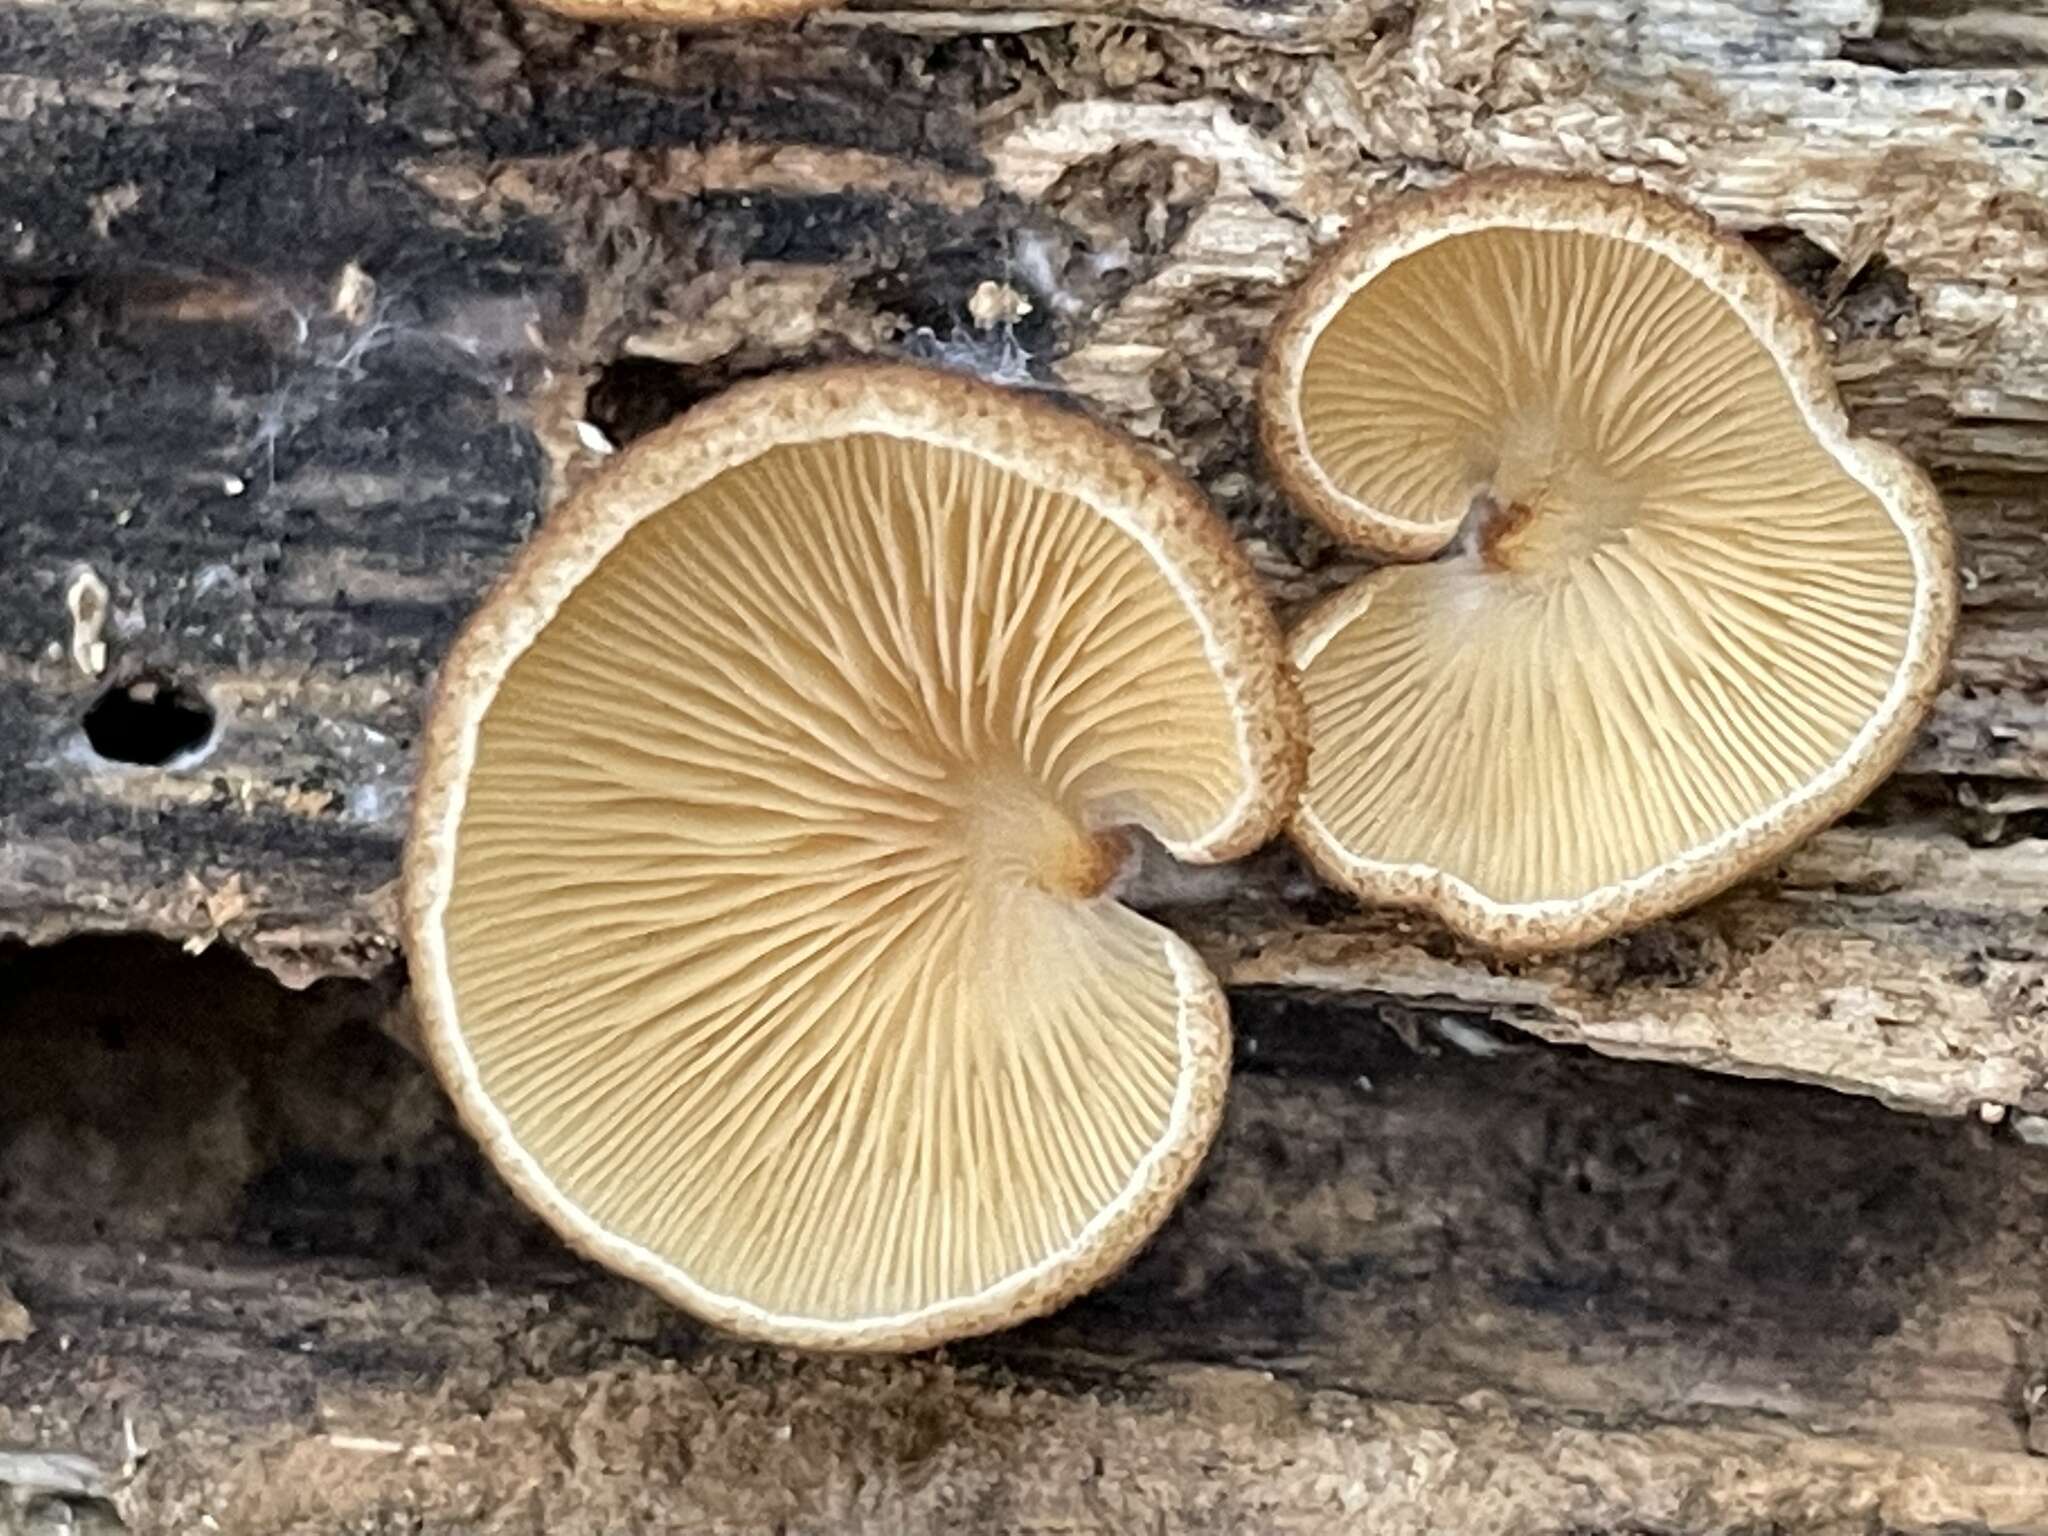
[406, 363, 1303, 1349]
[1258, 173, 1957, 953]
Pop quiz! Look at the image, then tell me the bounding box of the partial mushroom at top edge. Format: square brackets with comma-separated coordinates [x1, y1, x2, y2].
[530, 0, 831, 24]
[402, 362, 1304, 1351]
[1257, 172, 1958, 955]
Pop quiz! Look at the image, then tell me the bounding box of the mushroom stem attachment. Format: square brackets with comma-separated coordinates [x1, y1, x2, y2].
[1458, 482, 1636, 576]
[956, 777, 1134, 899]
[1058, 827, 1135, 901]
[1462, 492, 1539, 572]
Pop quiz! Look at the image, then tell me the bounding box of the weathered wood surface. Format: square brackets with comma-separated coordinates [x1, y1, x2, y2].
[1, 938, 2046, 1533]
[5, 4, 2048, 1530]
[3, 0, 2046, 1115]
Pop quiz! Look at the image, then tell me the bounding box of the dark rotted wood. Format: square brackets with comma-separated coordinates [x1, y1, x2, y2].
[0, 0, 1244, 974]
[0, 939, 2044, 1531]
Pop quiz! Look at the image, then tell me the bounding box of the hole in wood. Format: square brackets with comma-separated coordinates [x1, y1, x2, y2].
[581, 349, 854, 453]
[81, 673, 216, 767]
[1742, 226, 1915, 340]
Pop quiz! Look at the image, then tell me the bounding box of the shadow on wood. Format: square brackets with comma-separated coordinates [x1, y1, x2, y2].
[0, 939, 2043, 1530]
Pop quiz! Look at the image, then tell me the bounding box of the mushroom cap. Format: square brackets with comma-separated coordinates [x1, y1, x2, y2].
[533, 0, 827, 22]
[405, 364, 1303, 1349]
[1259, 174, 1957, 952]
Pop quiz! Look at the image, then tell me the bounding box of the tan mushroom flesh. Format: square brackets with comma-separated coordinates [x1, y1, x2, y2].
[405, 365, 1302, 1350]
[536, 0, 828, 22]
[1260, 176, 1955, 952]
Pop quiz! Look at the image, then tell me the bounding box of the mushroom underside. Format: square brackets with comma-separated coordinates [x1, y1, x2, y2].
[1290, 225, 1923, 910]
[437, 430, 1252, 1327]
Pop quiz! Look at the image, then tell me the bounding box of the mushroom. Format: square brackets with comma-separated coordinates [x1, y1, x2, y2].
[405, 364, 1303, 1349]
[534, 0, 828, 22]
[1258, 174, 1957, 952]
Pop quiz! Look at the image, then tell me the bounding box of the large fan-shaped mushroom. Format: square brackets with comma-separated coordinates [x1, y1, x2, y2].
[1259, 175, 1956, 952]
[405, 365, 1302, 1349]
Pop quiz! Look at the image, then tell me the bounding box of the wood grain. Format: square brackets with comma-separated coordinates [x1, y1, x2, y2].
[0, 0, 2041, 1106]
[1, 940, 2044, 1531]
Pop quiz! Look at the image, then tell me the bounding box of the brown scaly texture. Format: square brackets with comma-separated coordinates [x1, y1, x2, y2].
[404, 362, 1303, 1351]
[531, 0, 831, 24]
[1259, 173, 1958, 954]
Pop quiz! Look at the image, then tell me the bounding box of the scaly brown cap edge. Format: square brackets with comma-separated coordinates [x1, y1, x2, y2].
[532, 0, 830, 25]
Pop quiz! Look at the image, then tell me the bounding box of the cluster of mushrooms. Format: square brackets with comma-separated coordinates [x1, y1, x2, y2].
[402, 174, 1957, 1350]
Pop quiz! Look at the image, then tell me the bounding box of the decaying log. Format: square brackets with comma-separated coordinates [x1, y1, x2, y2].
[3, 0, 2046, 1116]
[6, 3, 2048, 1528]
[1, 939, 2045, 1532]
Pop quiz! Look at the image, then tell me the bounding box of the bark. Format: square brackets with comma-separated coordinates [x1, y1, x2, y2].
[1, 939, 2045, 1534]
[2, 2, 2047, 1526]
[3, 0, 2045, 1115]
